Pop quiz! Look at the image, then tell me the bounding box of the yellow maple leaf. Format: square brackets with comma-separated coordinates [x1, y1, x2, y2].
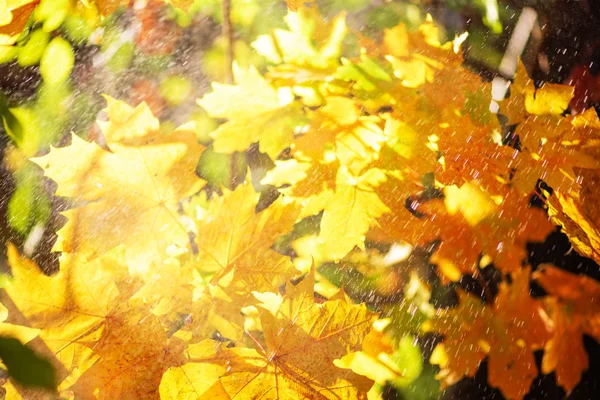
[194, 181, 300, 293]
[5, 244, 192, 399]
[164, 269, 376, 399]
[197, 64, 302, 159]
[261, 159, 337, 220]
[0, 293, 39, 355]
[319, 166, 390, 261]
[71, 308, 187, 399]
[294, 97, 387, 173]
[5, 243, 120, 354]
[546, 169, 600, 265]
[31, 97, 206, 272]
[159, 341, 226, 399]
[263, 156, 391, 263]
[252, 7, 346, 70]
[4, 245, 114, 392]
[499, 62, 574, 123]
[334, 321, 405, 385]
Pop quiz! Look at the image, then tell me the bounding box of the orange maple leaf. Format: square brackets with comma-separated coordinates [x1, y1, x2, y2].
[431, 267, 549, 399]
[534, 265, 600, 393]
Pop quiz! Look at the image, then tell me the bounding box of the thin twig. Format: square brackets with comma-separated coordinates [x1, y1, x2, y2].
[222, 0, 234, 84]
[222, 0, 237, 186]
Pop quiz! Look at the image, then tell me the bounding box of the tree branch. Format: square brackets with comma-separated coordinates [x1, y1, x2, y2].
[222, 0, 234, 84]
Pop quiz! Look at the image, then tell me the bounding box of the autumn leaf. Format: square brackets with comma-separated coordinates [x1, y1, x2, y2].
[545, 168, 600, 266]
[5, 243, 119, 355]
[167, 270, 377, 399]
[373, 180, 552, 278]
[97, 96, 160, 144]
[198, 64, 303, 159]
[435, 185, 552, 275]
[4, 243, 194, 399]
[334, 321, 407, 385]
[383, 117, 437, 173]
[534, 265, 600, 393]
[159, 341, 226, 399]
[71, 308, 187, 399]
[31, 97, 206, 272]
[431, 267, 549, 399]
[335, 53, 393, 96]
[499, 62, 574, 123]
[0, 0, 38, 45]
[194, 181, 300, 293]
[252, 7, 346, 70]
[508, 114, 599, 194]
[319, 166, 389, 261]
[3, 244, 149, 394]
[472, 191, 553, 273]
[294, 97, 387, 173]
[262, 158, 337, 221]
[495, 64, 600, 195]
[382, 21, 449, 90]
[429, 292, 492, 385]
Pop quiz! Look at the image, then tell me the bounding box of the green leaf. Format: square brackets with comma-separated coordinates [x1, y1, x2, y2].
[390, 335, 423, 387]
[0, 93, 23, 144]
[0, 336, 57, 390]
[8, 166, 51, 236]
[393, 364, 440, 400]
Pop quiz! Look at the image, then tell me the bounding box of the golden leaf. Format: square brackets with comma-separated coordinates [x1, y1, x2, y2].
[252, 8, 346, 70]
[198, 64, 302, 159]
[31, 98, 205, 272]
[319, 166, 390, 261]
[159, 341, 226, 399]
[5, 244, 120, 355]
[5, 244, 192, 399]
[194, 181, 300, 293]
[546, 169, 600, 265]
[181, 271, 377, 399]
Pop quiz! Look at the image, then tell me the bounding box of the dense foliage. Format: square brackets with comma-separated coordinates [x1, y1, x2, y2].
[1, 0, 600, 399]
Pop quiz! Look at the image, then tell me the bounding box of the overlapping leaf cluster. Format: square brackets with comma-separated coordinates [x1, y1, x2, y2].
[195, 6, 600, 399]
[1, 2, 600, 400]
[2, 95, 377, 399]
